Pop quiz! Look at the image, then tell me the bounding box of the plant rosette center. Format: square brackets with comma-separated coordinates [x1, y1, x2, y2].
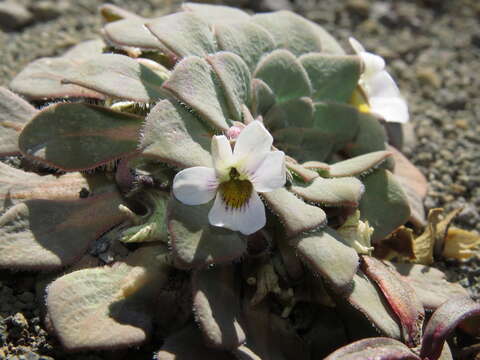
[172, 121, 286, 235]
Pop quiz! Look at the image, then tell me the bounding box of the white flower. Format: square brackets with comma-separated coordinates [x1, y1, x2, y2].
[172, 121, 286, 235]
[349, 37, 409, 124]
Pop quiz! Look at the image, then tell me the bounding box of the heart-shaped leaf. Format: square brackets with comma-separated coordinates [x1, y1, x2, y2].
[207, 52, 252, 122]
[262, 187, 326, 238]
[254, 49, 312, 103]
[0, 87, 37, 156]
[362, 256, 424, 347]
[182, 2, 250, 24]
[192, 265, 245, 350]
[62, 54, 166, 102]
[421, 297, 480, 360]
[325, 337, 419, 360]
[359, 169, 410, 242]
[46, 245, 170, 351]
[146, 12, 216, 59]
[300, 54, 361, 102]
[328, 151, 392, 178]
[291, 177, 365, 207]
[19, 103, 143, 171]
[264, 97, 314, 132]
[292, 230, 359, 291]
[168, 198, 247, 269]
[215, 20, 276, 72]
[9, 57, 104, 100]
[163, 56, 233, 130]
[140, 99, 212, 169]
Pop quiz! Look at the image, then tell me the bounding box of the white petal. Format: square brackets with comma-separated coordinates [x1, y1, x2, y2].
[173, 167, 218, 205]
[369, 96, 409, 124]
[250, 151, 286, 193]
[208, 192, 266, 235]
[211, 135, 233, 179]
[365, 71, 400, 98]
[349, 37, 366, 54]
[233, 120, 273, 161]
[360, 52, 386, 79]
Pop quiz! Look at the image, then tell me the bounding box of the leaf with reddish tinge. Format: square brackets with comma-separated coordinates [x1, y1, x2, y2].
[19, 103, 142, 171]
[0, 87, 37, 156]
[163, 56, 232, 130]
[9, 57, 105, 100]
[0, 181, 125, 270]
[362, 256, 424, 347]
[328, 151, 392, 178]
[62, 54, 166, 102]
[391, 262, 469, 311]
[345, 271, 402, 340]
[47, 245, 170, 351]
[292, 230, 359, 291]
[421, 297, 480, 360]
[192, 265, 245, 350]
[140, 99, 212, 169]
[168, 198, 246, 269]
[291, 176, 365, 207]
[325, 337, 420, 360]
[262, 187, 326, 238]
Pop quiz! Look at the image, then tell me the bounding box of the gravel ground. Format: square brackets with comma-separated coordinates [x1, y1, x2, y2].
[0, 0, 479, 359]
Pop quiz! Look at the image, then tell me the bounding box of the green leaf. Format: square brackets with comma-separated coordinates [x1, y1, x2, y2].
[252, 11, 343, 56]
[292, 230, 359, 290]
[291, 177, 365, 207]
[192, 265, 245, 350]
[182, 2, 250, 24]
[273, 128, 333, 163]
[345, 271, 402, 339]
[215, 20, 276, 72]
[262, 187, 326, 238]
[146, 12, 216, 59]
[348, 112, 388, 156]
[62, 39, 106, 59]
[207, 52, 252, 122]
[168, 198, 246, 269]
[328, 151, 392, 178]
[9, 57, 104, 100]
[163, 56, 234, 130]
[0, 87, 37, 156]
[359, 169, 410, 242]
[62, 54, 166, 102]
[46, 245, 170, 351]
[103, 19, 164, 50]
[19, 103, 143, 171]
[300, 54, 361, 102]
[264, 97, 313, 132]
[0, 170, 125, 270]
[254, 49, 312, 103]
[140, 99, 212, 169]
[251, 79, 276, 117]
[99, 3, 145, 22]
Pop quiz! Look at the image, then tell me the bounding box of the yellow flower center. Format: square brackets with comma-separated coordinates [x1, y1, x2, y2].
[350, 86, 371, 113]
[218, 168, 253, 209]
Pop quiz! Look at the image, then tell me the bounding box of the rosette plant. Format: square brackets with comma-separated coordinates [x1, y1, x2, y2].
[0, 2, 478, 359]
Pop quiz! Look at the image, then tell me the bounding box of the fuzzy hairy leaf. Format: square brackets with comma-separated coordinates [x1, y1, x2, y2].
[359, 169, 410, 242]
[254, 49, 312, 102]
[273, 128, 333, 163]
[348, 112, 388, 156]
[328, 151, 392, 178]
[0, 87, 37, 156]
[182, 2, 250, 24]
[192, 265, 245, 350]
[252, 11, 343, 56]
[345, 272, 402, 339]
[325, 337, 419, 360]
[47, 245, 170, 351]
[62, 54, 166, 102]
[146, 12, 216, 59]
[362, 256, 424, 347]
[163, 56, 233, 130]
[262, 187, 326, 238]
[103, 19, 164, 50]
[99, 3, 145, 22]
[251, 79, 276, 117]
[292, 230, 359, 291]
[300, 54, 361, 102]
[291, 177, 365, 207]
[215, 20, 276, 72]
[264, 97, 314, 131]
[19, 103, 143, 171]
[421, 297, 480, 360]
[140, 99, 212, 169]
[0, 173, 125, 270]
[168, 198, 246, 269]
[63, 39, 106, 59]
[9, 57, 104, 100]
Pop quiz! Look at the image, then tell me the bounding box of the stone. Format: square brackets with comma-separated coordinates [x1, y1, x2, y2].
[0, 1, 33, 31]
